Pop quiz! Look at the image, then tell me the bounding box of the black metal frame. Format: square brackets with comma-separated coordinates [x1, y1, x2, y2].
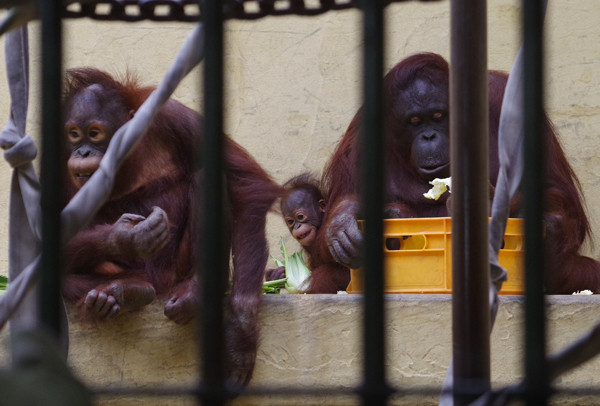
[201, 0, 227, 404]
[34, 0, 557, 404]
[522, 0, 548, 403]
[450, 1, 490, 404]
[39, 0, 64, 339]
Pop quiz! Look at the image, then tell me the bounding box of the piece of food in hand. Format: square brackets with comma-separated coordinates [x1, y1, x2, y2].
[423, 177, 452, 200]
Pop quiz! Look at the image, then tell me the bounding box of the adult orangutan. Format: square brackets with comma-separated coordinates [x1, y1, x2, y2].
[265, 173, 350, 293]
[61, 67, 281, 386]
[322, 52, 600, 294]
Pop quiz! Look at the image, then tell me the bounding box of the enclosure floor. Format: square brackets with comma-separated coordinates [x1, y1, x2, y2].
[2, 294, 600, 405]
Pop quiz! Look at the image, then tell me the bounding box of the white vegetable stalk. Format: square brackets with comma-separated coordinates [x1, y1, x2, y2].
[423, 177, 452, 200]
[266, 239, 311, 294]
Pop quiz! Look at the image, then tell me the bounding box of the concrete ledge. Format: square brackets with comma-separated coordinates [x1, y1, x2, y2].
[3, 294, 600, 405]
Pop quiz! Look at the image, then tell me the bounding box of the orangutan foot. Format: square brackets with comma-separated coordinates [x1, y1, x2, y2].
[84, 279, 156, 319]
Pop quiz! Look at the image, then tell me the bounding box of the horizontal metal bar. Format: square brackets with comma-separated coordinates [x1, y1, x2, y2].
[89, 383, 600, 400]
[1, 0, 444, 22]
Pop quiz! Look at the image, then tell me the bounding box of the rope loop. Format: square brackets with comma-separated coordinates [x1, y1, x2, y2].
[2, 134, 38, 169]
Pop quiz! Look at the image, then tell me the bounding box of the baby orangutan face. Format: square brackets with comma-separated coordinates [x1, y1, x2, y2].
[281, 188, 325, 249]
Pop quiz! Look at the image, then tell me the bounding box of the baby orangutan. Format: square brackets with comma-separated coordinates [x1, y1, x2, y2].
[266, 173, 350, 293]
[282, 174, 326, 250]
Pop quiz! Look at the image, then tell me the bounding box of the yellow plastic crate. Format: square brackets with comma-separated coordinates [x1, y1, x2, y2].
[346, 217, 524, 295]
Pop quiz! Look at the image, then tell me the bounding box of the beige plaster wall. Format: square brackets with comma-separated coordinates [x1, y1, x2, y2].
[0, 1, 599, 270]
[3, 295, 600, 405]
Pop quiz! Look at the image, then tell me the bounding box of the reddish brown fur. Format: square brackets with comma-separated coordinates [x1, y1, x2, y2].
[306, 226, 352, 293]
[61, 67, 281, 386]
[277, 174, 350, 293]
[321, 52, 600, 294]
[62, 68, 198, 301]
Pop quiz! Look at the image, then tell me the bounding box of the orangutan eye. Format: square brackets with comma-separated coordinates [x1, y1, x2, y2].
[88, 126, 107, 143]
[67, 126, 82, 144]
[409, 116, 422, 125]
[432, 112, 444, 121]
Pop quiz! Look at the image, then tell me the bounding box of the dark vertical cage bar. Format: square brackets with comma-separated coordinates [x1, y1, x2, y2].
[522, 0, 548, 404]
[450, 0, 490, 404]
[39, 0, 64, 338]
[359, 1, 389, 405]
[200, 0, 226, 405]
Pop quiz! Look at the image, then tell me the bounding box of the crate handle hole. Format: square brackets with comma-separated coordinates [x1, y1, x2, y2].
[502, 235, 522, 250]
[385, 235, 426, 250]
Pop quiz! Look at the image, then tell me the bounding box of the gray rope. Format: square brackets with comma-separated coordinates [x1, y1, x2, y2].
[0, 26, 42, 341]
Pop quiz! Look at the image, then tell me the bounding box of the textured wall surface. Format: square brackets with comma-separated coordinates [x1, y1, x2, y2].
[2, 295, 600, 405]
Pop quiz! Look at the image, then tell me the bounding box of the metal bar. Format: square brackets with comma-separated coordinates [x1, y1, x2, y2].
[200, 0, 226, 405]
[359, 0, 389, 405]
[449, 0, 490, 404]
[1, 0, 445, 22]
[522, 0, 548, 404]
[39, 0, 64, 339]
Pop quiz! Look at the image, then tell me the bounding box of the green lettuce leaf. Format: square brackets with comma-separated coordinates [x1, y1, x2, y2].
[263, 239, 311, 294]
